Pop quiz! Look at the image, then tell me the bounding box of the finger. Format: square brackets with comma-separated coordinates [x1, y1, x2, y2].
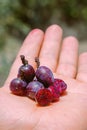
[39, 24, 62, 71]
[76, 52, 87, 83]
[5, 29, 44, 85]
[56, 36, 79, 78]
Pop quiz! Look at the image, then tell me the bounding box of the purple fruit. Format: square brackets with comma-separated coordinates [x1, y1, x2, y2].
[35, 66, 54, 87]
[9, 55, 68, 107]
[26, 81, 44, 100]
[35, 88, 53, 106]
[10, 78, 27, 96]
[18, 55, 35, 83]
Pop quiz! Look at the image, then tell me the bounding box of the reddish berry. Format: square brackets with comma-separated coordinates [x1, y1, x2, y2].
[10, 78, 27, 96]
[53, 79, 67, 95]
[48, 85, 60, 102]
[26, 81, 44, 100]
[35, 88, 53, 106]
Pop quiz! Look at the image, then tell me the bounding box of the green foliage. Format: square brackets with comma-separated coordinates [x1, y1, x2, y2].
[0, 0, 87, 86]
[57, 0, 87, 23]
[0, 0, 87, 39]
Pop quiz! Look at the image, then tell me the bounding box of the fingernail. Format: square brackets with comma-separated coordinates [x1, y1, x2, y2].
[29, 29, 40, 35]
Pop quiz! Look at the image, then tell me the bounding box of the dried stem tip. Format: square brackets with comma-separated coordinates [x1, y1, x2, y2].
[35, 57, 40, 68]
[20, 55, 28, 65]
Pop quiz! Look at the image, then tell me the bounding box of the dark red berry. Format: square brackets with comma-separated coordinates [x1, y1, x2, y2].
[35, 88, 53, 106]
[26, 81, 44, 100]
[35, 66, 54, 87]
[18, 55, 35, 83]
[53, 79, 67, 95]
[10, 78, 27, 96]
[48, 85, 60, 102]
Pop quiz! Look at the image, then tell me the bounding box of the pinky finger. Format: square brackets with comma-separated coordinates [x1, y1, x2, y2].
[76, 52, 87, 83]
[4, 29, 44, 88]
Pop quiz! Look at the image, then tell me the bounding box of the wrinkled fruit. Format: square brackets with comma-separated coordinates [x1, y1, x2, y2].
[35, 88, 53, 106]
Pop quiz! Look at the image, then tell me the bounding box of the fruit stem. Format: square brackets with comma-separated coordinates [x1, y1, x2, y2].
[20, 55, 28, 65]
[35, 57, 40, 68]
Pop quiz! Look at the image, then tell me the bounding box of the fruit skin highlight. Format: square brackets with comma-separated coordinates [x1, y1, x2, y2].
[10, 78, 27, 96]
[35, 88, 53, 106]
[35, 66, 54, 87]
[18, 55, 35, 83]
[26, 81, 44, 100]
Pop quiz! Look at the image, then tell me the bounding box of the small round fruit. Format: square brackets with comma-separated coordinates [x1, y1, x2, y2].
[35, 88, 53, 106]
[10, 78, 27, 96]
[18, 55, 35, 83]
[53, 79, 67, 95]
[26, 81, 44, 100]
[35, 66, 54, 87]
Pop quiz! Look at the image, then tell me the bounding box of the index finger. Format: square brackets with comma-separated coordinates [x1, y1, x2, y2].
[4, 29, 44, 87]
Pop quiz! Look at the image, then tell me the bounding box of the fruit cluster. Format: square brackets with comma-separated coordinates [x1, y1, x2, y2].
[10, 55, 67, 106]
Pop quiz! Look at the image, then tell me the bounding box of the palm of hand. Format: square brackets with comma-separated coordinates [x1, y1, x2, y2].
[0, 25, 87, 130]
[0, 74, 87, 130]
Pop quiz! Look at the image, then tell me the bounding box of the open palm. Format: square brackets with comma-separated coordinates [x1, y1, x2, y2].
[0, 25, 87, 130]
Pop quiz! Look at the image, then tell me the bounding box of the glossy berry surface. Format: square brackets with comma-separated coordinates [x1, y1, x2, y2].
[18, 55, 35, 83]
[53, 79, 67, 95]
[48, 85, 60, 102]
[35, 66, 54, 87]
[26, 81, 44, 100]
[18, 64, 35, 83]
[35, 88, 53, 106]
[10, 78, 27, 96]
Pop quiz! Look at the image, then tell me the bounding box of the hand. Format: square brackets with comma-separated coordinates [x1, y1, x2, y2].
[0, 25, 87, 130]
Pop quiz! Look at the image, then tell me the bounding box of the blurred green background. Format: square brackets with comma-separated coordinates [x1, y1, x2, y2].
[0, 0, 87, 86]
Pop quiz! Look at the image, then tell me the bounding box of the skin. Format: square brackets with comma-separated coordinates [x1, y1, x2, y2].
[0, 24, 87, 130]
